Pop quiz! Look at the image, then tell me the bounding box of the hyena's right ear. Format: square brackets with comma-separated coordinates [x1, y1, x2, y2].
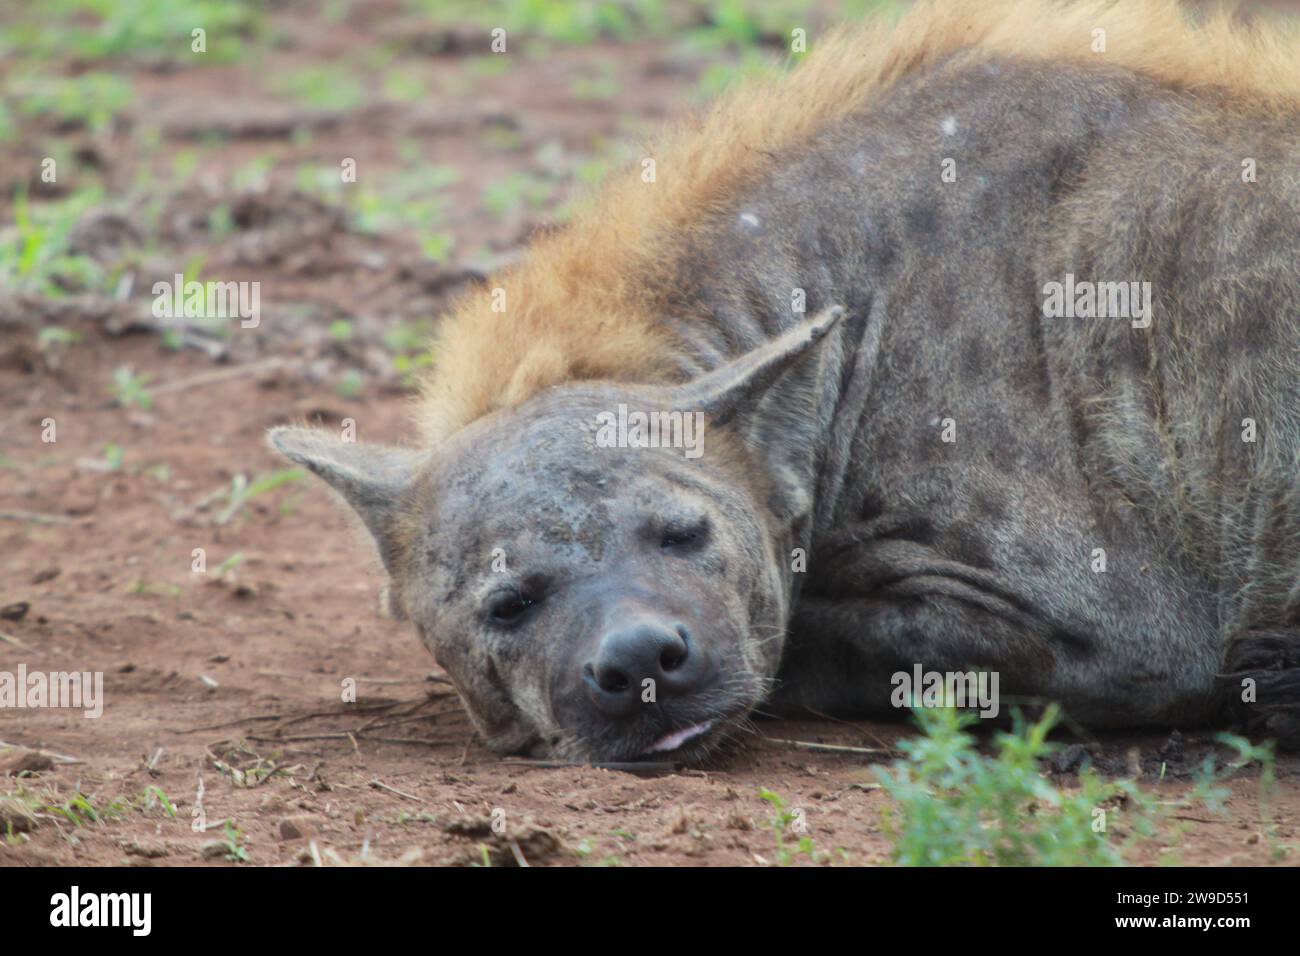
[267, 427, 427, 579]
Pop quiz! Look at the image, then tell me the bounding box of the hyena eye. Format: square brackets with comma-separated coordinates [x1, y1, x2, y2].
[660, 518, 709, 551]
[488, 589, 538, 624]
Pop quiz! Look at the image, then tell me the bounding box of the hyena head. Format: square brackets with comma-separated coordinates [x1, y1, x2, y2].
[270, 307, 842, 763]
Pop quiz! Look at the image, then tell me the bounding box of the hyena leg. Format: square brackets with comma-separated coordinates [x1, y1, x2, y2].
[1219, 481, 1300, 748]
[1221, 628, 1300, 748]
[770, 594, 1062, 721]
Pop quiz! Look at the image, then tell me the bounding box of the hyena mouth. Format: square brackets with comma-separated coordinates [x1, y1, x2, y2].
[642, 719, 715, 755]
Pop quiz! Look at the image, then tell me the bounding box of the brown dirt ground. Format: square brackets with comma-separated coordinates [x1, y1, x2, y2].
[2, 0, 1299, 868]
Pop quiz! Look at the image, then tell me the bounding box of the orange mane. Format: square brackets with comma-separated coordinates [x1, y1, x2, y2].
[416, 0, 1300, 444]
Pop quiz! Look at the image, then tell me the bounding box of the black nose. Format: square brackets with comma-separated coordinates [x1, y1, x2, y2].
[584, 623, 708, 716]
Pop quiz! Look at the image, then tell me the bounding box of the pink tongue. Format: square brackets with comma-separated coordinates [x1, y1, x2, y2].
[645, 721, 714, 754]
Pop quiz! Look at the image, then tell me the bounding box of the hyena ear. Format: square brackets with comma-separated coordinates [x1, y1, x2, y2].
[670, 305, 845, 424]
[267, 427, 426, 580]
[668, 304, 849, 528]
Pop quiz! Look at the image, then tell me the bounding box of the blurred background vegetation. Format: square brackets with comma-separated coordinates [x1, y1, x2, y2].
[0, 0, 912, 401]
[1, 0, 1281, 393]
[0, 0, 900, 296]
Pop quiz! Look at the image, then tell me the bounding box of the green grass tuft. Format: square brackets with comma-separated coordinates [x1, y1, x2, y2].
[877, 704, 1274, 866]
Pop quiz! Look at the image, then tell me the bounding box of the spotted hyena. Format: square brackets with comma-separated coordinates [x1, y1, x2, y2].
[272, 0, 1300, 762]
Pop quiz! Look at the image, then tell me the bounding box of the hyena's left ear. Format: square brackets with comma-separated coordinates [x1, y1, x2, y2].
[667, 304, 853, 527]
[670, 305, 845, 422]
[267, 427, 427, 581]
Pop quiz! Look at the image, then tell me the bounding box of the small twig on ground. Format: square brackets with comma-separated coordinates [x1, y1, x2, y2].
[0, 509, 78, 525]
[186, 484, 232, 514]
[182, 713, 285, 734]
[365, 736, 461, 747]
[358, 711, 457, 734]
[249, 733, 352, 744]
[0, 740, 82, 764]
[758, 737, 893, 757]
[149, 357, 287, 396]
[275, 701, 407, 728]
[800, 705, 897, 752]
[369, 778, 422, 803]
[500, 757, 678, 775]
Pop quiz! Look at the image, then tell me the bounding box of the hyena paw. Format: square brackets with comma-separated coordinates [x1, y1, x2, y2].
[1221, 628, 1300, 749]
